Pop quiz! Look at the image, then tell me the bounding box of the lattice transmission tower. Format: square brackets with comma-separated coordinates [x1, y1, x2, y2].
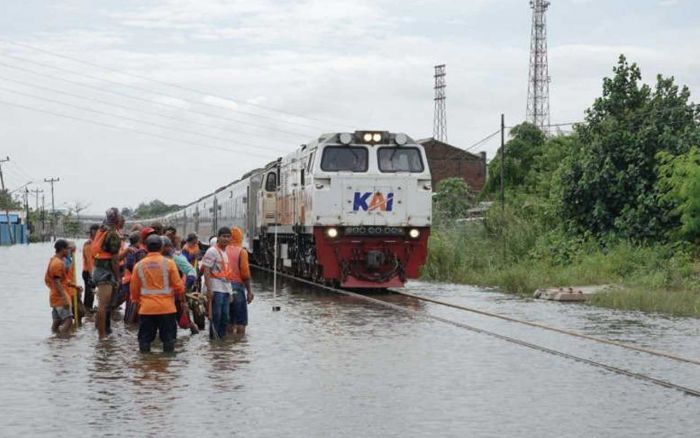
[526, 0, 551, 132]
[433, 64, 447, 142]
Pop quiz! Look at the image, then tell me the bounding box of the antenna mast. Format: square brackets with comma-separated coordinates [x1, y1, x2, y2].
[526, 0, 551, 132]
[433, 64, 447, 142]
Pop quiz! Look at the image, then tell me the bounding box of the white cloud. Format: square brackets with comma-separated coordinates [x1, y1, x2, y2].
[0, 0, 698, 213]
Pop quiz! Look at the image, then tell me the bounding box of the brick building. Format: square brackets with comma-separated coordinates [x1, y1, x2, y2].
[418, 138, 487, 192]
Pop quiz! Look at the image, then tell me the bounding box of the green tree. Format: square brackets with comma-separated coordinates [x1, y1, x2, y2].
[0, 190, 21, 210]
[133, 199, 182, 218]
[433, 177, 475, 222]
[559, 55, 700, 240]
[484, 123, 546, 194]
[658, 147, 700, 242]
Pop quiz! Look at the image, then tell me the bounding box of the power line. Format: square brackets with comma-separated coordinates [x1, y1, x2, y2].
[0, 51, 339, 132]
[0, 38, 355, 129]
[0, 85, 290, 154]
[0, 74, 310, 144]
[0, 60, 314, 139]
[0, 98, 282, 161]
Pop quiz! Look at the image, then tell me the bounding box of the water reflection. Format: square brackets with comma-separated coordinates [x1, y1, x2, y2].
[1, 244, 699, 437]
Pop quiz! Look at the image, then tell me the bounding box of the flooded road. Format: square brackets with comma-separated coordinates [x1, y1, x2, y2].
[0, 243, 698, 437]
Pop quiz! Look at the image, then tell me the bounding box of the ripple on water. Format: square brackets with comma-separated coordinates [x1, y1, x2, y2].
[0, 243, 699, 437]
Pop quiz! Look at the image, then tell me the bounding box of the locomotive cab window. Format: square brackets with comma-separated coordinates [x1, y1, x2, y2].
[320, 146, 368, 172]
[378, 147, 424, 173]
[265, 172, 277, 191]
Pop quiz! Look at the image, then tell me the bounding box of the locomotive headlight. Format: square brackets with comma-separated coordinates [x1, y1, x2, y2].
[372, 133, 382, 142]
[363, 133, 373, 142]
[339, 132, 353, 145]
[395, 133, 408, 145]
[327, 227, 339, 238]
[408, 228, 420, 239]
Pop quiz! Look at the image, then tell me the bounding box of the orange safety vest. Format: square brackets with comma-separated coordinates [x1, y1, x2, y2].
[82, 240, 94, 273]
[91, 228, 119, 260]
[183, 243, 199, 259]
[133, 255, 179, 315]
[225, 245, 243, 283]
[209, 247, 232, 280]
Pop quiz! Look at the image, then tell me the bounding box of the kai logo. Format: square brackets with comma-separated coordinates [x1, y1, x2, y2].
[353, 192, 394, 212]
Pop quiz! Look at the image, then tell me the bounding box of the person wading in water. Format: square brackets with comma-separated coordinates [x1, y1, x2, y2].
[82, 224, 99, 313]
[202, 228, 233, 340]
[91, 208, 123, 339]
[130, 234, 186, 353]
[46, 239, 82, 334]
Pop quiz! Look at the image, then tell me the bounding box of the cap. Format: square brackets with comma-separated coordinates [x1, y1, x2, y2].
[139, 227, 156, 242]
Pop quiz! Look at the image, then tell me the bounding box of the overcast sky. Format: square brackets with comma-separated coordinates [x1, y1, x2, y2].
[0, 0, 698, 214]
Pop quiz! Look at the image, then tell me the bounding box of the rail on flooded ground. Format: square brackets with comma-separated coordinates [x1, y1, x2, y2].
[253, 265, 700, 398]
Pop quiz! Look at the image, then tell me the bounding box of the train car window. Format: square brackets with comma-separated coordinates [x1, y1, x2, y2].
[378, 147, 424, 173]
[265, 172, 277, 191]
[320, 146, 368, 172]
[307, 152, 315, 172]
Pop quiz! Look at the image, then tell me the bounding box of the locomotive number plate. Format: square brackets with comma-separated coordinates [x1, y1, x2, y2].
[344, 226, 404, 236]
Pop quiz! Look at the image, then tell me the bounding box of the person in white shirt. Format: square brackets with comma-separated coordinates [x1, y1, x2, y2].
[201, 228, 233, 339]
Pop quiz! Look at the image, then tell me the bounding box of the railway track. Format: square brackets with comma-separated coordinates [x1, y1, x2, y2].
[254, 265, 700, 398]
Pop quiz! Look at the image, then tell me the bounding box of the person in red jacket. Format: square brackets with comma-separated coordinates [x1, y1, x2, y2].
[130, 234, 187, 353]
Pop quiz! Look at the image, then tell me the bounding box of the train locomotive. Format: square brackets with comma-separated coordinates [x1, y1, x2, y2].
[154, 131, 432, 288]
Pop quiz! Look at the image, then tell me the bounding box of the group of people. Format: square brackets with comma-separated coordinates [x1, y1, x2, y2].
[44, 207, 254, 353]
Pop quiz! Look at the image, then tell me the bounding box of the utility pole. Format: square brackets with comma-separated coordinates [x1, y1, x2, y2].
[500, 114, 506, 260]
[526, 0, 551, 132]
[41, 193, 46, 239]
[44, 177, 60, 241]
[30, 188, 43, 241]
[433, 64, 447, 143]
[31, 188, 43, 212]
[0, 156, 15, 244]
[24, 187, 30, 242]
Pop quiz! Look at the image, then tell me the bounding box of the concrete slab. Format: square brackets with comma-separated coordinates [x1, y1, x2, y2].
[533, 285, 615, 302]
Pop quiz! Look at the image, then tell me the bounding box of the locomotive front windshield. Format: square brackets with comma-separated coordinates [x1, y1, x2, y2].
[320, 146, 368, 172]
[378, 147, 424, 172]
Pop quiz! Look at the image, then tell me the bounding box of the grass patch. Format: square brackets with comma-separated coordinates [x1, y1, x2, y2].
[423, 212, 700, 317]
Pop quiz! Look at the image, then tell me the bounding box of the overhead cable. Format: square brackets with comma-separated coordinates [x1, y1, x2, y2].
[0, 85, 290, 154]
[0, 98, 281, 161]
[0, 51, 339, 131]
[0, 39, 356, 129]
[0, 74, 304, 146]
[0, 60, 314, 139]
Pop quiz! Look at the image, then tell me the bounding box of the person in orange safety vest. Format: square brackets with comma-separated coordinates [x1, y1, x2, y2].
[130, 234, 187, 353]
[226, 226, 254, 335]
[46, 239, 82, 334]
[82, 224, 99, 312]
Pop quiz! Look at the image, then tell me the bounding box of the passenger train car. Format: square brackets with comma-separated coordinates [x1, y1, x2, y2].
[152, 131, 432, 288]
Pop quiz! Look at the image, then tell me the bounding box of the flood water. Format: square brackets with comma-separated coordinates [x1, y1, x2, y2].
[0, 243, 698, 437]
